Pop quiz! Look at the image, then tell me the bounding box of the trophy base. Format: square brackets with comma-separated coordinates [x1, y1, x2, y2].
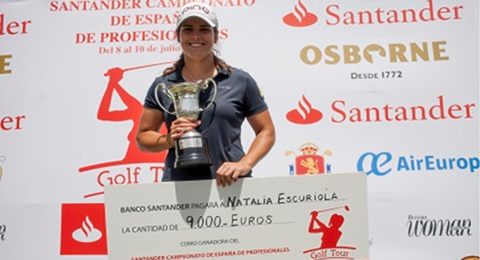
[175, 150, 213, 169]
[174, 131, 212, 169]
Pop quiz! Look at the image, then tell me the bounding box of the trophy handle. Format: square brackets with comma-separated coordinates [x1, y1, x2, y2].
[154, 83, 176, 115]
[199, 78, 217, 112]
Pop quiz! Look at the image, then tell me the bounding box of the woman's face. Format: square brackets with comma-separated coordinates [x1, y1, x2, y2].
[178, 17, 217, 61]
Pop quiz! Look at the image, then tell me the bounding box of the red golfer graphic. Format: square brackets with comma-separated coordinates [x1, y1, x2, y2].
[303, 205, 356, 257]
[79, 63, 171, 172]
[308, 211, 344, 249]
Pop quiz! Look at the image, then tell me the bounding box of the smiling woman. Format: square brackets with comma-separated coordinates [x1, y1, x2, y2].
[136, 2, 276, 185]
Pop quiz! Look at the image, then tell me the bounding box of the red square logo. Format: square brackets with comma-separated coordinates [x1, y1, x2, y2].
[60, 203, 107, 255]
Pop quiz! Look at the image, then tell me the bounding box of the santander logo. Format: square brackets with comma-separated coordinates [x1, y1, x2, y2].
[60, 203, 107, 255]
[72, 216, 102, 243]
[286, 95, 323, 124]
[287, 95, 476, 125]
[283, 0, 318, 27]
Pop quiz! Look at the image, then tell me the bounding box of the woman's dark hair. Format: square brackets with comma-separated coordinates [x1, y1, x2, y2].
[162, 26, 231, 76]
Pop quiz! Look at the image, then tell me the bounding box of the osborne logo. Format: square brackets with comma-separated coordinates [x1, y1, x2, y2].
[283, 0, 318, 27]
[286, 142, 332, 175]
[78, 62, 172, 198]
[303, 205, 356, 259]
[60, 204, 107, 255]
[0, 54, 12, 75]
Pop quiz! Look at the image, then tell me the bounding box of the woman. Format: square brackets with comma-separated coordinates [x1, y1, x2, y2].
[136, 2, 275, 186]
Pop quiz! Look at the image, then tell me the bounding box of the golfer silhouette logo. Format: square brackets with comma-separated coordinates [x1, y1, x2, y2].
[303, 205, 356, 259]
[78, 62, 172, 197]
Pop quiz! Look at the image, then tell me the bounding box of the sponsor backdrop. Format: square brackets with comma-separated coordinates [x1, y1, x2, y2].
[0, 0, 478, 259]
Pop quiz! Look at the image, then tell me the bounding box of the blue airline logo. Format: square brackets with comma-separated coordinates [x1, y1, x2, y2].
[357, 152, 479, 176]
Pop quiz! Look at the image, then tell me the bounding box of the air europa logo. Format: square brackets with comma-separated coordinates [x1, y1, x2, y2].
[286, 95, 477, 124]
[357, 152, 479, 176]
[283, 0, 318, 27]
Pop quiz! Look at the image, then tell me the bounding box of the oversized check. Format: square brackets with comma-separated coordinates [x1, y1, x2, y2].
[104, 174, 369, 260]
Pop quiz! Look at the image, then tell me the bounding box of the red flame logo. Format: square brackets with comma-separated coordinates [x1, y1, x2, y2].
[286, 95, 323, 124]
[72, 215, 102, 243]
[283, 0, 318, 27]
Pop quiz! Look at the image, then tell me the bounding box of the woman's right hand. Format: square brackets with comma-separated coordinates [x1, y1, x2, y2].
[169, 117, 201, 141]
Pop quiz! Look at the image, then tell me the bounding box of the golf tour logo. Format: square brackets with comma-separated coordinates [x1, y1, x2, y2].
[78, 63, 172, 198]
[304, 205, 356, 259]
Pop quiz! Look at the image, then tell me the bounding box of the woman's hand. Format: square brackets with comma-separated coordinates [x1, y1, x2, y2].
[169, 117, 201, 141]
[216, 161, 252, 187]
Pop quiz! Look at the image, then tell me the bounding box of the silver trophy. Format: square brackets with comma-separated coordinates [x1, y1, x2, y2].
[155, 79, 217, 168]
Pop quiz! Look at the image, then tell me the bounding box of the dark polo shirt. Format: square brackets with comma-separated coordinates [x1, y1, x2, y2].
[144, 66, 268, 181]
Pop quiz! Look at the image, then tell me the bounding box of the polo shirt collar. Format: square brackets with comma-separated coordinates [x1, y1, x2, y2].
[166, 64, 230, 83]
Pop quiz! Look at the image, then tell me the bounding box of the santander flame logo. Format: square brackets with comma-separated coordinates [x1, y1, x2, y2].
[60, 203, 107, 255]
[283, 0, 318, 27]
[286, 95, 323, 124]
[72, 216, 102, 243]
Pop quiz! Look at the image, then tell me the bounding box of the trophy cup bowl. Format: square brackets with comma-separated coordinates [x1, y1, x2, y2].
[155, 79, 216, 169]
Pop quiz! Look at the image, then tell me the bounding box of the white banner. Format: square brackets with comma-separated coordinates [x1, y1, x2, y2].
[0, 1, 478, 259]
[105, 174, 369, 260]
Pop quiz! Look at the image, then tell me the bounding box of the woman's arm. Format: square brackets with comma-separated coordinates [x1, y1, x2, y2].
[216, 110, 276, 186]
[136, 108, 173, 152]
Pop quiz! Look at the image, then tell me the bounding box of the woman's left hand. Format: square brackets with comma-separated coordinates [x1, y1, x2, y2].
[216, 161, 252, 187]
